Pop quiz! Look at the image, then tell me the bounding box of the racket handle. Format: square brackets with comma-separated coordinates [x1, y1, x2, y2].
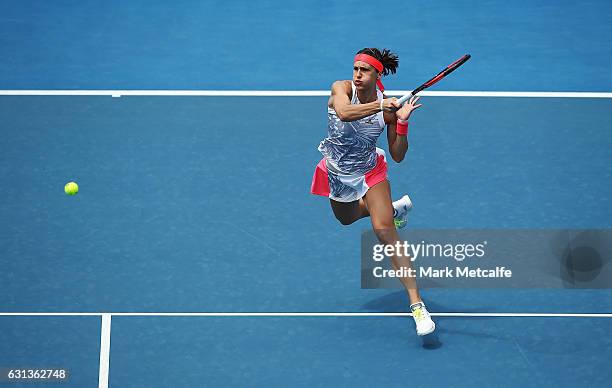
[396, 93, 413, 105]
[397, 85, 426, 105]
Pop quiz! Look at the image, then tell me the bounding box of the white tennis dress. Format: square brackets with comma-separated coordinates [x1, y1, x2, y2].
[311, 83, 389, 202]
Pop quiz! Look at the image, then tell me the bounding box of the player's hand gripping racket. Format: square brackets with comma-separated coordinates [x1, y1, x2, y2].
[397, 54, 471, 105]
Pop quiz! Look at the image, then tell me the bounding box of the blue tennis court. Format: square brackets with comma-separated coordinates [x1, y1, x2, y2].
[1, 1, 611, 387]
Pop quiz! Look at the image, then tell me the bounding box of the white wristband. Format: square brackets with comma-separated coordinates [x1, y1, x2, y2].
[380, 99, 384, 112]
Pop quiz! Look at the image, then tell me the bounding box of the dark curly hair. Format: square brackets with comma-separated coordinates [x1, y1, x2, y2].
[356, 48, 399, 76]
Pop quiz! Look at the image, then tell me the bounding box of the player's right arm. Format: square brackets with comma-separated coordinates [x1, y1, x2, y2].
[329, 81, 398, 122]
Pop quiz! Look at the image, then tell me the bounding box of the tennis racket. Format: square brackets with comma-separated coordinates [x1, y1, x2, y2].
[397, 54, 471, 105]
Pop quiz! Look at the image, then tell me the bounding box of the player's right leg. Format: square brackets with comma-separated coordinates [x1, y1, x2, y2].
[329, 198, 369, 225]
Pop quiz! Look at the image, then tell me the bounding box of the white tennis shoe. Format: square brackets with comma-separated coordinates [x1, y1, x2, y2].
[411, 302, 436, 336]
[393, 194, 413, 229]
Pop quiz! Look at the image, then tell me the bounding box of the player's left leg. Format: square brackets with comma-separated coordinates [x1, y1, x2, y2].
[364, 180, 435, 335]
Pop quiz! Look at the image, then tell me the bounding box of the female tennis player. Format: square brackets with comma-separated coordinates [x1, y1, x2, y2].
[311, 48, 435, 336]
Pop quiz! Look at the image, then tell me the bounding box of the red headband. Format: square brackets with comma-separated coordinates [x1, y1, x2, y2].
[354, 54, 385, 92]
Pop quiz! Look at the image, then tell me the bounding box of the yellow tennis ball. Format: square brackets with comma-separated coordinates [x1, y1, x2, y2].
[64, 182, 79, 195]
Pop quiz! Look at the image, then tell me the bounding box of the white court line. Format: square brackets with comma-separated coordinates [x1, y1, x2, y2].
[98, 314, 112, 388]
[0, 90, 611, 98]
[2, 311, 604, 387]
[0, 312, 611, 317]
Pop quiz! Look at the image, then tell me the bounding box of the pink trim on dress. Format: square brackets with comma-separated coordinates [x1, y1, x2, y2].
[310, 158, 331, 197]
[310, 153, 388, 198]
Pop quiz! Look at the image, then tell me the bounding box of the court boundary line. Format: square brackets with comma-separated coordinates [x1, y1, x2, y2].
[0, 90, 611, 98]
[98, 314, 111, 388]
[4, 312, 609, 386]
[1, 312, 611, 317]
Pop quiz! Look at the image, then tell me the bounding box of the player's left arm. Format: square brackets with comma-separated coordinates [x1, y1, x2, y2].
[385, 95, 422, 163]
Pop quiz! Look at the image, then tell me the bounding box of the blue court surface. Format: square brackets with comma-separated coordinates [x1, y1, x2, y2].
[1, 1, 612, 387]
